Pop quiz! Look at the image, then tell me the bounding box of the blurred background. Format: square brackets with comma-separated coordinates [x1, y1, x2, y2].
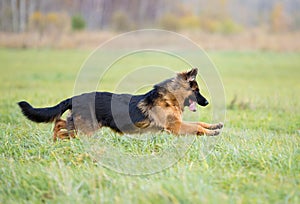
[0, 0, 299, 51]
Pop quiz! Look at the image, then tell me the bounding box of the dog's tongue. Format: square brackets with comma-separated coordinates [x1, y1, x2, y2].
[189, 99, 197, 112]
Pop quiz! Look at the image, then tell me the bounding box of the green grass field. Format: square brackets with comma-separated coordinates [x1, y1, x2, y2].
[0, 48, 299, 203]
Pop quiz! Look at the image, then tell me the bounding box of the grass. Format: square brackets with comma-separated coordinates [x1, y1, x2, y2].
[0, 48, 299, 203]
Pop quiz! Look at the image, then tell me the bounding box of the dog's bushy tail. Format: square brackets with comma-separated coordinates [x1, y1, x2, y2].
[18, 98, 72, 123]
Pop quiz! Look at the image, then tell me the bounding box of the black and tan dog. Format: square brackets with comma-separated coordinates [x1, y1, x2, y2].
[18, 68, 223, 141]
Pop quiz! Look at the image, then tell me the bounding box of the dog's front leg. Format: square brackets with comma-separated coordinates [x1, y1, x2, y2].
[165, 119, 221, 136]
[192, 122, 224, 130]
[194, 122, 221, 136]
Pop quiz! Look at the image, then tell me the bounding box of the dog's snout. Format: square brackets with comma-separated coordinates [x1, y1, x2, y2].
[204, 100, 209, 106]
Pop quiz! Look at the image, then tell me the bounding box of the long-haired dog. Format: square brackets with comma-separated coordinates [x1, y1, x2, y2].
[18, 68, 223, 140]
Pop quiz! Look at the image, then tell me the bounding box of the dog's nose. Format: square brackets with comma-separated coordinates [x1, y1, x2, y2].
[204, 100, 209, 106]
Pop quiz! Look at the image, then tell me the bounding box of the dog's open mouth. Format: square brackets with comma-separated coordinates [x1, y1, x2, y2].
[188, 99, 197, 112]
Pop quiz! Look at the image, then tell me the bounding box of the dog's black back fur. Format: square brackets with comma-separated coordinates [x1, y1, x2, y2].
[18, 90, 158, 132]
[91, 92, 149, 132]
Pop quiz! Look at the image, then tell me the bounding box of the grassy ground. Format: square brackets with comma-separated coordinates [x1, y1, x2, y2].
[0, 48, 299, 203]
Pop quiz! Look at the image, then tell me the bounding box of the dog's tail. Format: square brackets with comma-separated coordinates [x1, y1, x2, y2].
[18, 98, 72, 123]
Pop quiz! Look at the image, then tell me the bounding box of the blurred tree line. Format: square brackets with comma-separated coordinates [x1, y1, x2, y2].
[0, 0, 299, 33]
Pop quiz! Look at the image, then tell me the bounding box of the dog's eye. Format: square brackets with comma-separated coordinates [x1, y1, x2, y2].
[189, 81, 199, 90]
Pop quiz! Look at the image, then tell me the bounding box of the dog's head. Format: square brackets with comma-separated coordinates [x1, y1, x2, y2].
[146, 68, 209, 113]
[177, 68, 209, 112]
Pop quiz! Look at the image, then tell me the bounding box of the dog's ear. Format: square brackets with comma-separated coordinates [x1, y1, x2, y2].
[178, 68, 198, 81]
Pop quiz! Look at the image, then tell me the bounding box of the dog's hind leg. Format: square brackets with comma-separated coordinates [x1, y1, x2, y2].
[66, 114, 76, 139]
[53, 119, 67, 141]
[53, 118, 76, 141]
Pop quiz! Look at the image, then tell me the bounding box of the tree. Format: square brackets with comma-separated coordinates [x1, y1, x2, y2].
[11, 0, 18, 32]
[270, 2, 287, 32]
[72, 15, 86, 31]
[19, 0, 26, 32]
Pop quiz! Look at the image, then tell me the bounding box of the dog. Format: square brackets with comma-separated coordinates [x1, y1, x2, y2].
[18, 68, 223, 141]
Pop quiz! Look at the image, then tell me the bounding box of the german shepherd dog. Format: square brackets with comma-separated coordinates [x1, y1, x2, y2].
[18, 68, 223, 141]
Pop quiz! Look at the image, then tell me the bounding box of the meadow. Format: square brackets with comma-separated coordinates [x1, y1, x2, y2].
[0, 48, 299, 203]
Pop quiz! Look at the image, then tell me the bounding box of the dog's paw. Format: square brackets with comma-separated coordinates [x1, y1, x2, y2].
[217, 122, 224, 129]
[206, 129, 221, 136]
[209, 122, 224, 130]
